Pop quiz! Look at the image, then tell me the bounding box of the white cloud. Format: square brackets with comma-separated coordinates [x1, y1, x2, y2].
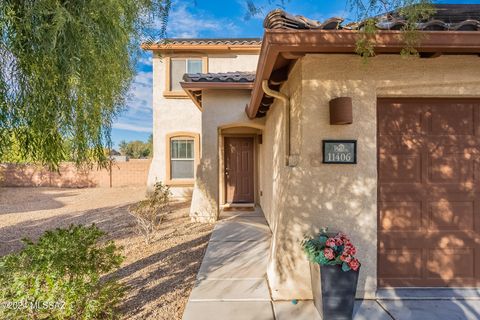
[164, 1, 240, 38]
[113, 122, 152, 133]
[114, 0, 248, 135]
[113, 62, 153, 133]
[126, 70, 152, 112]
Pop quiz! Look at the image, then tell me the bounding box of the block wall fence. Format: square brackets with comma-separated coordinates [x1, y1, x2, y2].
[0, 159, 151, 188]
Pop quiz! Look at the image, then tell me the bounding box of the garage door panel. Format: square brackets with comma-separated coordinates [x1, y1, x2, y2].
[378, 102, 427, 135]
[427, 248, 475, 280]
[379, 230, 477, 247]
[378, 98, 480, 287]
[429, 104, 475, 136]
[429, 201, 474, 231]
[427, 140, 480, 153]
[428, 154, 474, 183]
[378, 136, 425, 153]
[378, 249, 422, 278]
[380, 186, 480, 197]
[379, 201, 422, 231]
[379, 153, 421, 183]
[378, 186, 427, 198]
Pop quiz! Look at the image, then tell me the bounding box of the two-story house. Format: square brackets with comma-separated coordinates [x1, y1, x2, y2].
[143, 5, 480, 301]
[145, 38, 261, 200]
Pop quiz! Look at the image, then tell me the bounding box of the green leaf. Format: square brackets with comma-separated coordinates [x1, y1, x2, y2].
[0, 0, 172, 169]
[0, 224, 125, 319]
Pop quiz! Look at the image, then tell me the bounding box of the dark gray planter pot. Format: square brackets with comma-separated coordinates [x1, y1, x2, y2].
[310, 263, 359, 320]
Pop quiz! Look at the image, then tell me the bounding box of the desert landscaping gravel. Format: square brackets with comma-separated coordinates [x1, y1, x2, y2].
[0, 187, 213, 320]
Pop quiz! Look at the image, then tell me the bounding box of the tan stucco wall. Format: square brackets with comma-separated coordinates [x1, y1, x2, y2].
[207, 53, 260, 73]
[148, 52, 259, 197]
[190, 90, 265, 222]
[261, 54, 480, 300]
[147, 52, 202, 197]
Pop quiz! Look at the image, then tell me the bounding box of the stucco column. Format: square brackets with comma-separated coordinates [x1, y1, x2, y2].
[189, 126, 219, 223]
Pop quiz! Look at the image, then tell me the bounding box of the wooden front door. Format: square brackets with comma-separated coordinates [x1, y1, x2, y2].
[378, 98, 480, 287]
[224, 137, 254, 203]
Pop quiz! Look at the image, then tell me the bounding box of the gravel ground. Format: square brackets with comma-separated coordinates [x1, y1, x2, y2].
[0, 187, 214, 320]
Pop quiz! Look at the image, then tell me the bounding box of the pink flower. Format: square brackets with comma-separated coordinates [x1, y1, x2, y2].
[324, 248, 335, 260]
[334, 237, 344, 246]
[349, 258, 360, 271]
[340, 254, 352, 263]
[349, 246, 357, 255]
[337, 232, 347, 240]
[325, 238, 336, 248]
[344, 244, 356, 256]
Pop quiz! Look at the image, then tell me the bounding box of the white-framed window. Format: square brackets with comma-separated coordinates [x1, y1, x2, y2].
[170, 138, 195, 179]
[170, 58, 203, 91]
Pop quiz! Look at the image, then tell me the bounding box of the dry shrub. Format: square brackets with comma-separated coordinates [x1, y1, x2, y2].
[129, 182, 171, 244]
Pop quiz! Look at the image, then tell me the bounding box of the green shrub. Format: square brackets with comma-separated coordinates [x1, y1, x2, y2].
[0, 224, 125, 319]
[129, 181, 171, 244]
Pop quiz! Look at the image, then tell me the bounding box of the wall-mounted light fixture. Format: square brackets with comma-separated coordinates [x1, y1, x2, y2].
[329, 97, 353, 125]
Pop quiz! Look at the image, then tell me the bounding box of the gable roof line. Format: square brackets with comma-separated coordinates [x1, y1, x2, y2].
[141, 38, 262, 51]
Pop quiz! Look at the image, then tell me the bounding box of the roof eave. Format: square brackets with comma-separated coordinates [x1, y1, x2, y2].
[181, 82, 254, 90]
[246, 29, 480, 119]
[141, 43, 261, 52]
[181, 82, 255, 111]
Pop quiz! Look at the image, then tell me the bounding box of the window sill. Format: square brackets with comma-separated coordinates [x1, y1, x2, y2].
[165, 179, 195, 187]
[163, 91, 189, 99]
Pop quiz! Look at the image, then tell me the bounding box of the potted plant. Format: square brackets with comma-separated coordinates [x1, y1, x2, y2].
[302, 229, 361, 320]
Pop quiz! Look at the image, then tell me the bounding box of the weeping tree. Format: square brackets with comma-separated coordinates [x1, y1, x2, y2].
[0, 0, 170, 169]
[348, 0, 435, 57]
[0, 0, 432, 170]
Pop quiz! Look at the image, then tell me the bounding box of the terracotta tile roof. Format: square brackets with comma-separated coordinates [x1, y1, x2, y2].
[264, 11, 344, 30]
[156, 38, 262, 46]
[264, 5, 480, 31]
[183, 72, 255, 83]
[181, 73, 255, 110]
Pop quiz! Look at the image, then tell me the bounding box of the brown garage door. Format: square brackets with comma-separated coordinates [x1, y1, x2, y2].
[378, 98, 480, 287]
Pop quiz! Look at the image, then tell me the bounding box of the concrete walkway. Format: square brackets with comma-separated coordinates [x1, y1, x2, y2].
[182, 207, 273, 320]
[182, 207, 480, 320]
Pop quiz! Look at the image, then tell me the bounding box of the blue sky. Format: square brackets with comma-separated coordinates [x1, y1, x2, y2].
[111, 0, 479, 149]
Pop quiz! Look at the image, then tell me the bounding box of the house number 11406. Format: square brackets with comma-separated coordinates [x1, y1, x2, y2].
[326, 152, 352, 162]
[322, 140, 357, 164]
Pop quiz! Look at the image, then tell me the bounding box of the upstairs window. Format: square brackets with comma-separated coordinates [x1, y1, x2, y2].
[169, 58, 203, 92]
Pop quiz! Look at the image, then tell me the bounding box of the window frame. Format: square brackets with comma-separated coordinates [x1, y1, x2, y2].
[164, 56, 208, 98]
[170, 138, 194, 179]
[165, 132, 200, 186]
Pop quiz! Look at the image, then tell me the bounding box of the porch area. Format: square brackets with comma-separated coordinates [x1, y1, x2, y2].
[182, 207, 480, 320]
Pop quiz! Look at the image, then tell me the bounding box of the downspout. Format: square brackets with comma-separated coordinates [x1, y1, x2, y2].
[261, 80, 298, 167]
